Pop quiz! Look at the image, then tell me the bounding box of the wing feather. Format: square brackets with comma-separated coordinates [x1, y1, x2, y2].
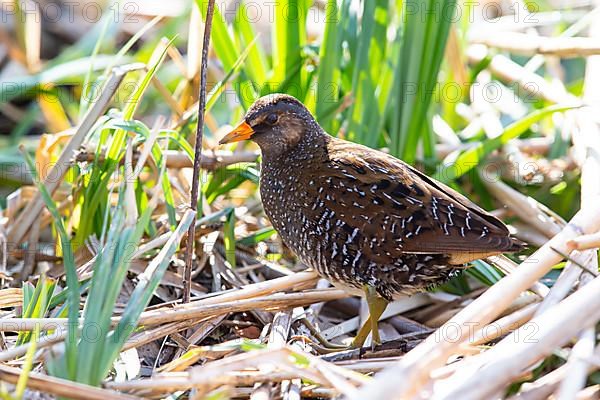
[321, 139, 523, 260]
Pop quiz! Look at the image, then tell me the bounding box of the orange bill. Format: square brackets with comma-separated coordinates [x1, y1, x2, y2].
[219, 121, 255, 144]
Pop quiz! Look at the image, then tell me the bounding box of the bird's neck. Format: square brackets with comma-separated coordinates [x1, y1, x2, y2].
[262, 126, 330, 166]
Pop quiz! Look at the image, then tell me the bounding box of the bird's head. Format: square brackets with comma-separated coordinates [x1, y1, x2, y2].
[219, 93, 318, 157]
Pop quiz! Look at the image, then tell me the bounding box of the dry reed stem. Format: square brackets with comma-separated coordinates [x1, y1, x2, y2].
[123, 320, 197, 352]
[334, 357, 403, 372]
[22, 0, 41, 73]
[350, 205, 600, 399]
[467, 45, 579, 104]
[251, 310, 293, 398]
[108, 346, 366, 396]
[431, 273, 600, 398]
[487, 255, 549, 298]
[186, 314, 229, 346]
[146, 270, 318, 310]
[507, 364, 569, 400]
[0, 364, 140, 400]
[167, 149, 259, 169]
[137, 289, 347, 326]
[555, 325, 595, 399]
[506, 223, 548, 248]
[151, 75, 185, 117]
[574, 385, 600, 400]
[471, 32, 600, 57]
[107, 371, 308, 394]
[183, 0, 216, 303]
[0, 287, 342, 331]
[123, 370, 306, 390]
[567, 232, 600, 251]
[553, 13, 600, 398]
[0, 288, 22, 307]
[156, 318, 230, 372]
[73, 149, 258, 170]
[510, 346, 598, 400]
[534, 250, 592, 316]
[7, 63, 145, 245]
[0, 330, 66, 362]
[482, 178, 563, 238]
[468, 302, 538, 346]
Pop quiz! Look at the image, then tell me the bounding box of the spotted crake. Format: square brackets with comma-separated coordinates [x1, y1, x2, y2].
[219, 93, 524, 348]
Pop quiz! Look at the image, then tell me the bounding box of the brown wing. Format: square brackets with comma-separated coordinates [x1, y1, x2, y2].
[317, 139, 522, 264]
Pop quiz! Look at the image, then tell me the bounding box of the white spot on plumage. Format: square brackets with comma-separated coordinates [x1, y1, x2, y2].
[349, 228, 359, 242]
[352, 251, 362, 268]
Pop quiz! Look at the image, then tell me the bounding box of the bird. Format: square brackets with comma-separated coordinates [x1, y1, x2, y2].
[219, 93, 524, 348]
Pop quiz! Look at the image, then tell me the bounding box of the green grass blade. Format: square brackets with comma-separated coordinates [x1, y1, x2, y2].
[233, 6, 268, 85]
[0, 55, 124, 105]
[100, 209, 195, 378]
[15, 322, 40, 400]
[195, 0, 256, 107]
[223, 209, 236, 268]
[22, 148, 79, 380]
[316, 0, 341, 130]
[271, 0, 308, 95]
[238, 227, 276, 246]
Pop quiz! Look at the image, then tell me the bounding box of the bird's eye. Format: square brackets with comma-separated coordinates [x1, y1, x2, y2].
[265, 113, 278, 125]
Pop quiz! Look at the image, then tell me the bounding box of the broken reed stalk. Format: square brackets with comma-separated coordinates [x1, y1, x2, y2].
[251, 310, 293, 398]
[0, 271, 322, 331]
[0, 364, 138, 400]
[108, 346, 368, 396]
[553, 13, 600, 398]
[470, 32, 600, 57]
[183, 0, 216, 303]
[0, 289, 346, 331]
[350, 206, 600, 399]
[507, 344, 600, 400]
[482, 177, 563, 238]
[440, 273, 600, 398]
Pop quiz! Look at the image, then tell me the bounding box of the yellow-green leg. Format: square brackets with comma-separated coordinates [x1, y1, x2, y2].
[351, 287, 389, 348]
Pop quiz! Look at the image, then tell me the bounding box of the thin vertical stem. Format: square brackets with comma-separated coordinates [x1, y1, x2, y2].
[183, 0, 216, 303]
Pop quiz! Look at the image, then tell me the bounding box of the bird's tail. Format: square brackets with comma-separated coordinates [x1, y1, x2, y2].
[507, 237, 527, 252]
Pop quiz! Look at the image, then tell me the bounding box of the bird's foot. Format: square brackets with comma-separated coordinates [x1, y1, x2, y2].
[292, 288, 389, 354]
[290, 334, 350, 354]
[291, 317, 349, 354]
[351, 286, 388, 351]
